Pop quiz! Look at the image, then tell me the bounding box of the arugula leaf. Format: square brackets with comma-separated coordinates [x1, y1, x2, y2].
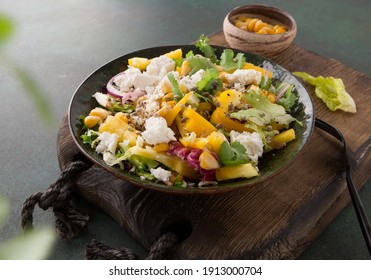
[220, 49, 246, 72]
[219, 140, 250, 166]
[196, 68, 222, 93]
[195, 34, 218, 63]
[167, 72, 184, 100]
[187, 55, 216, 75]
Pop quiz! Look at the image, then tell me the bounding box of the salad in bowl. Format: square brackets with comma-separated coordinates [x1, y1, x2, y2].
[71, 36, 313, 192]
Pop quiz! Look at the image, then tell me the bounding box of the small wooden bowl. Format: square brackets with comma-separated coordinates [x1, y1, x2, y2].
[223, 5, 297, 58]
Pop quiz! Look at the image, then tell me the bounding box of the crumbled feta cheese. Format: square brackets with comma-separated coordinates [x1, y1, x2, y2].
[141, 116, 176, 145]
[96, 132, 119, 154]
[150, 167, 172, 183]
[146, 55, 175, 79]
[230, 130, 263, 162]
[114, 67, 141, 92]
[179, 69, 205, 90]
[143, 94, 161, 116]
[131, 73, 159, 90]
[225, 69, 262, 87]
[113, 66, 159, 92]
[232, 82, 245, 93]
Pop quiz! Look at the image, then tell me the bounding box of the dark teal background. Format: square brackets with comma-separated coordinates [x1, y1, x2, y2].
[1, 0, 370, 259]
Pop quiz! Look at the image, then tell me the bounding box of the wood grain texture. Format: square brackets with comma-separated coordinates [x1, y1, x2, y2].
[57, 31, 370, 259]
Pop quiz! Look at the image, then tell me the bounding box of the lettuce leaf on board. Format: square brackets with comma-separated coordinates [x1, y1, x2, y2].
[293, 72, 356, 113]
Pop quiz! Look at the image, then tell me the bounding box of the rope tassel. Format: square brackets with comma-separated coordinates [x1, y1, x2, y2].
[21, 161, 90, 239]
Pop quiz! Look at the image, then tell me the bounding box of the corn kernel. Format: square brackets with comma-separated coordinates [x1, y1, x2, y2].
[89, 107, 110, 120]
[153, 143, 169, 152]
[84, 115, 101, 128]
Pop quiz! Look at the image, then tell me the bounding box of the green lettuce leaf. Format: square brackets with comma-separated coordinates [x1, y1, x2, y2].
[219, 140, 250, 166]
[230, 108, 271, 127]
[239, 90, 297, 127]
[195, 34, 219, 63]
[187, 54, 216, 75]
[196, 68, 222, 92]
[220, 49, 246, 72]
[242, 90, 286, 116]
[293, 72, 356, 113]
[276, 84, 297, 111]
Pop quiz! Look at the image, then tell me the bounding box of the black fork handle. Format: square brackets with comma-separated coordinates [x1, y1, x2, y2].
[315, 118, 371, 256]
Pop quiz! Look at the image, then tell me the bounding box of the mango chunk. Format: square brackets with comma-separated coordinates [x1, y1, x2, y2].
[215, 163, 258, 181]
[128, 57, 150, 71]
[99, 114, 136, 142]
[164, 48, 183, 60]
[243, 62, 272, 78]
[207, 131, 227, 154]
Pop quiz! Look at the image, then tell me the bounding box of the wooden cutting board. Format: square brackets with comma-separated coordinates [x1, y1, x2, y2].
[57, 31, 370, 259]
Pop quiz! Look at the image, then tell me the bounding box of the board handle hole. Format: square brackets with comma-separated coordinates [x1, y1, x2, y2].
[161, 217, 193, 242]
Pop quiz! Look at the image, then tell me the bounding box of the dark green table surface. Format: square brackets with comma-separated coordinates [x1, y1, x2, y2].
[1, 0, 370, 259]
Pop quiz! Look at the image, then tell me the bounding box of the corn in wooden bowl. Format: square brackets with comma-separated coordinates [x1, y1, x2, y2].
[223, 4, 297, 58]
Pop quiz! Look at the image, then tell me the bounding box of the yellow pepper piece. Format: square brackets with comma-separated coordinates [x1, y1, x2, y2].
[210, 90, 249, 133]
[243, 63, 272, 78]
[272, 128, 296, 143]
[128, 57, 150, 71]
[175, 115, 188, 138]
[182, 107, 217, 137]
[127, 146, 198, 179]
[215, 163, 258, 181]
[163, 92, 192, 126]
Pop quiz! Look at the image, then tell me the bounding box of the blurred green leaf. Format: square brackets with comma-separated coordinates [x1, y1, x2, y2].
[0, 227, 56, 260]
[0, 13, 14, 45]
[11, 64, 54, 126]
[0, 196, 9, 227]
[0, 13, 53, 126]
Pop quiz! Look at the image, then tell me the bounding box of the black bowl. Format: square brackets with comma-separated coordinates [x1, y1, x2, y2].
[68, 45, 314, 194]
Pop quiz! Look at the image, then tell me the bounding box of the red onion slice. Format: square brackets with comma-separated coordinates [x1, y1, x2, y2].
[106, 73, 125, 98]
[275, 83, 291, 102]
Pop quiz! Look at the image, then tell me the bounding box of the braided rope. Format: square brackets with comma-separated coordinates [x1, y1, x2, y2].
[85, 232, 180, 260]
[21, 159, 181, 259]
[21, 161, 90, 239]
[85, 239, 138, 260]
